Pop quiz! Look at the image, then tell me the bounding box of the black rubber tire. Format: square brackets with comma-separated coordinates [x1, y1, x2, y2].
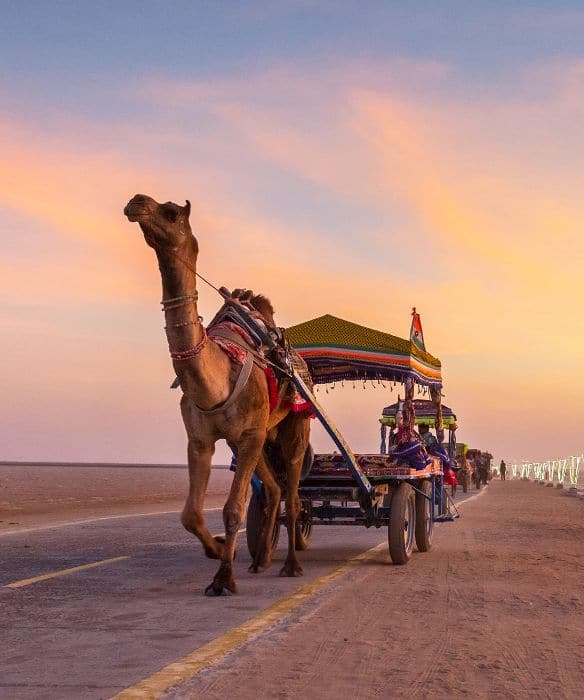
[462, 475, 468, 493]
[415, 480, 433, 552]
[246, 489, 280, 560]
[388, 483, 416, 565]
[294, 501, 313, 551]
[294, 520, 312, 551]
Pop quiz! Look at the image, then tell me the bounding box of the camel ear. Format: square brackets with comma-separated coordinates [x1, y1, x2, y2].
[184, 200, 191, 219]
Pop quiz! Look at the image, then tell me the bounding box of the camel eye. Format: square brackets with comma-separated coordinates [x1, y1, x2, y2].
[163, 206, 178, 223]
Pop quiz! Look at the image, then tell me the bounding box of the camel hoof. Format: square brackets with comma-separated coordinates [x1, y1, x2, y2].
[279, 562, 303, 578]
[205, 562, 238, 596]
[248, 560, 271, 574]
[204, 583, 235, 597]
[204, 576, 238, 596]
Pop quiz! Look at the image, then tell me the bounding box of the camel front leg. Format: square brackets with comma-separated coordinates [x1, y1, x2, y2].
[205, 429, 265, 596]
[181, 441, 224, 560]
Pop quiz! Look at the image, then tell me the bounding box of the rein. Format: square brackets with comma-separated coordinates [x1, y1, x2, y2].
[144, 229, 225, 297]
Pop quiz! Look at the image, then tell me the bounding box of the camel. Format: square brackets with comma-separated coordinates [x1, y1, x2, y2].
[123, 194, 311, 595]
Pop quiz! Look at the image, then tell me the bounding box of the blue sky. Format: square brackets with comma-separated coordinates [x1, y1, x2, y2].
[4, 3, 584, 79]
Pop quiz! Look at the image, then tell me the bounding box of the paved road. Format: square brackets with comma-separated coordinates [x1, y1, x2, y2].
[0, 485, 477, 699]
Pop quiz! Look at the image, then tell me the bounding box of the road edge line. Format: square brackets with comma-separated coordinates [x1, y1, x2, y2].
[456, 486, 489, 507]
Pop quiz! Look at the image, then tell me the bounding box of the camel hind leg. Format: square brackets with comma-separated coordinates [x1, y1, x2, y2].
[277, 413, 310, 578]
[227, 440, 281, 573]
[248, 451, 281, 573]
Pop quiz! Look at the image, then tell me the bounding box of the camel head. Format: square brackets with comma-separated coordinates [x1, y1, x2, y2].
[124, 194, 196, 253]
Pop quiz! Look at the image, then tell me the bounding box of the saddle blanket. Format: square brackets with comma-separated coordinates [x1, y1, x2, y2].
[208, 321, 313, 415]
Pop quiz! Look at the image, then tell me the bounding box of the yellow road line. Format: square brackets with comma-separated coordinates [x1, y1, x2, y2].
[4, 556, 129, 589]
[111, 540, 387, 700]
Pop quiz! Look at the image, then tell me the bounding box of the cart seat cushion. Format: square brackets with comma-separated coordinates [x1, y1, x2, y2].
[310, 453, 441, 478]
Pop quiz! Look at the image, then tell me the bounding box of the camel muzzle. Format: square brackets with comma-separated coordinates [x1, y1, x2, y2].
[124, 194, 154, 221]
[124, 205, 137, 221]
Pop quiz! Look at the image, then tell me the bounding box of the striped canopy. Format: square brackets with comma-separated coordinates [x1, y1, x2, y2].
[285, 314, 442, 387]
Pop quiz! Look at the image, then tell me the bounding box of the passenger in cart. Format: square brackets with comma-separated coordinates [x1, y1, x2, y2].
[419, 424, 458, 495]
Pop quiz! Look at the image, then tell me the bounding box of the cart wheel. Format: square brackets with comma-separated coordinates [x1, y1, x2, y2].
[388, 483, 416, 565]
[246, 489, 280, 560]
[462, 476, 468, 494]
[415, 480, 433, 552]
[295, 501, 313, 551]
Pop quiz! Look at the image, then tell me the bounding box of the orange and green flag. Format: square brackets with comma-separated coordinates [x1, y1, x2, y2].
[410, 307, 426, 352]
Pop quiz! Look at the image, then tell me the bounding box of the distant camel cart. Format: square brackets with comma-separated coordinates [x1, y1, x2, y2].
[467, 449, 493, 489]
[455, 443, 471, 493]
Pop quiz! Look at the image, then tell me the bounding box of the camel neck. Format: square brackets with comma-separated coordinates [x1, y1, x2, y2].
[155, 248, 232, 409]
[157, 250, 203, 357]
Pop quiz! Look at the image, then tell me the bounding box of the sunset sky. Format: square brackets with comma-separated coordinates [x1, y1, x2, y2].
[2, 2, 584, 466]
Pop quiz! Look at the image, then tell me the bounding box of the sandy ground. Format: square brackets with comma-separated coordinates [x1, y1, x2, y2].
[168, 481, 584, 700]
[0, 464, 233, 532]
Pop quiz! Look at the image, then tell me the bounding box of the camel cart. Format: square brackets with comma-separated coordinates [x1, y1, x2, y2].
[379, 398, 460, 496]
[455, 443, 471, 493]
[246, 314, 458, 565]
[467, 449, 492, 489]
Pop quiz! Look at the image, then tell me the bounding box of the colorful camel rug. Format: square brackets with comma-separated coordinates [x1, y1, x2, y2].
[208, 321, 313, 415]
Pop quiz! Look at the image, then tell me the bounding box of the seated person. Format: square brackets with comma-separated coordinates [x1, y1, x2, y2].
[418, 424, 457, 489]
[418, 423, 439, 449]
